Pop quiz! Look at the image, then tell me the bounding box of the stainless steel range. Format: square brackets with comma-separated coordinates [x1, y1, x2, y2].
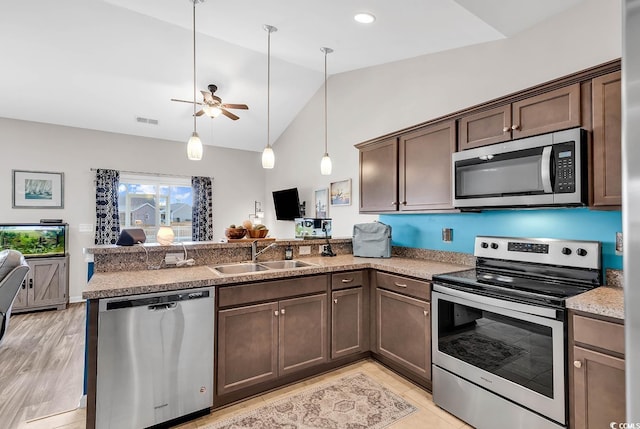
[431, 236, 601, 429]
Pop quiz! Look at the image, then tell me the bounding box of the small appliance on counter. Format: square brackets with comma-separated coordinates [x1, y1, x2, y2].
[294, 218, 331, 239]
[352, 222, 391, 258]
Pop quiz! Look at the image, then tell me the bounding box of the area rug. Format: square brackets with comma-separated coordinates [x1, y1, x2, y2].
[438, 331, 526, 372]
[203, 373, 417, 429]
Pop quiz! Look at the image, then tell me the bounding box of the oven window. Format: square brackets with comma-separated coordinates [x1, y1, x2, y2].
[437, 299, 554, 398]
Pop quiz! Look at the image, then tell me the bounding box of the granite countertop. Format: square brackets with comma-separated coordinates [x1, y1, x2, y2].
[82, 254, 470, 300]
[566, 286, 624, 320]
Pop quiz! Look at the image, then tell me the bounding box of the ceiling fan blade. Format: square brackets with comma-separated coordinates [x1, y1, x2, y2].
[222, 103, 249, 110]
[171, 98, 204, 105]
[201, 91, 214, 103]
[221, 108, 240, 120]
[195, 109, 206, 117]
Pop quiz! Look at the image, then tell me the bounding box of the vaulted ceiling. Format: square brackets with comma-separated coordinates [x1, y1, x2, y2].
[0, 0, 583, 152]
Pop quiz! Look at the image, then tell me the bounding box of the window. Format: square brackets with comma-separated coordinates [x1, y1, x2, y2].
[118, 174, 192, 243]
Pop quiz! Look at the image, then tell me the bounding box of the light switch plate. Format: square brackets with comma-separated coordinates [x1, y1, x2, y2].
[299, 246, 311, 255]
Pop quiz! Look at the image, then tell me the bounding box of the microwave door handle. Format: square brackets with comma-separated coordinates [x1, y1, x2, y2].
[541, 146, 553, 193]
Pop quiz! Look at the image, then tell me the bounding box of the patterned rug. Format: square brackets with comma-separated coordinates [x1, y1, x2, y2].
[203, 373, 417, 429]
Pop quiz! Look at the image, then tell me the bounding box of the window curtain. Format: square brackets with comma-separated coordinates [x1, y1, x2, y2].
[95, 169, 121, 245]
[192, 176, 213, 241]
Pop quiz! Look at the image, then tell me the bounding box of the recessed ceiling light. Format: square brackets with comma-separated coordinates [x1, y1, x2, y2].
[354, 12, 375, 24]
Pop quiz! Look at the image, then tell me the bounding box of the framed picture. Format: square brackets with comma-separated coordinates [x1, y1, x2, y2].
[330, 179, 351, 206]
[314, 188, 329, 218]
[12, 170, 64, 209]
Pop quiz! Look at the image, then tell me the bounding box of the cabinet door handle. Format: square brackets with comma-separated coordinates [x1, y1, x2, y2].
[281, 309, 286, 315]
[573, 360, 582, 369]
[22, 280, 26, 289]
[394, 282, 408, 288]
[341, 278, 354, 283]
[333, 298, 338, 304]
[424, 310, 429, 316]
[274, 310, 279, 317]
[391, 201, 398, 206]
[502, 126, 509, 133]
[511, 124, 519, 130]
[29, 278, 33, 289]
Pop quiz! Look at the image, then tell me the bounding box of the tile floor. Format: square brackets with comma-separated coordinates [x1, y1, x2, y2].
[23, 359, 473, 429]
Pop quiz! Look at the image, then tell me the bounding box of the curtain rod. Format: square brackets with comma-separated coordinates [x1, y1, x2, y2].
[90, 168, 194, 179]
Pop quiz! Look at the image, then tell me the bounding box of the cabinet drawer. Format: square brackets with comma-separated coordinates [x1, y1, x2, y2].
[219, 275, 328, 307]
[331, 271, 365, 290]
[375, 271, 429, 301]
[573, 314, 624, 355]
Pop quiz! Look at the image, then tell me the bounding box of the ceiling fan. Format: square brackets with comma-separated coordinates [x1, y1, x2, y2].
[171, 84, 249, 120]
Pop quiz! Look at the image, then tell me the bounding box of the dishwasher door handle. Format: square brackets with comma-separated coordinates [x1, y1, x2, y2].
[148, 302, 178, 311]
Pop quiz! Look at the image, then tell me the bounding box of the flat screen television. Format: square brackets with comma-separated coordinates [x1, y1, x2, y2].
[273, 188, 301, 221]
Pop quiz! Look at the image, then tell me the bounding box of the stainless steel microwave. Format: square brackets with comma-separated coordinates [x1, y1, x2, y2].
[452, 127, 587, 208]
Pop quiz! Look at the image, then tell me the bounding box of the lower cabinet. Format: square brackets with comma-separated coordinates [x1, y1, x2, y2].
[330, 271, 369, 359]
[217, 292, 328, 395]
[375, 286, 431, 380]
[12, 256, 68, 313]
[570, 312, 625, 429]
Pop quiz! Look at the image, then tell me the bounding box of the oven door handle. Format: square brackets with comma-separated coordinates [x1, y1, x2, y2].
[432, 283, 558, 319]
[541, 146, 553, 193]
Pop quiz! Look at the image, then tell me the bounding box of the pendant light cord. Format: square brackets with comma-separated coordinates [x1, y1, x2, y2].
[192, 0, 197, 133]
[324, 49, 328, 155]
[267, 28, 271, 149]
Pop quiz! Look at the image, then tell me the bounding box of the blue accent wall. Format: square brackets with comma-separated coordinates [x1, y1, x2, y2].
[380, 208, 622, 273]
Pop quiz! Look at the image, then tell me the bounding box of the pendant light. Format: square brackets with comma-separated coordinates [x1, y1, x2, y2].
[186, 0, 204, 161]
[320, 47, 333, 175]
[261, 24, 277, 169]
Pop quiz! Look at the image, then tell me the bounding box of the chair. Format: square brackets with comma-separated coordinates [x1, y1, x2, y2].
[0, 249, 29, 345]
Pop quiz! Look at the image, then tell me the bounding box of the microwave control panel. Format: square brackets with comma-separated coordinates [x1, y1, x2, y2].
[554, 142, 575, 193]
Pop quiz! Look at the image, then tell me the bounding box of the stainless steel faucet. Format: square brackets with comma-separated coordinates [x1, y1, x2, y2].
[251, 241, 277, 262]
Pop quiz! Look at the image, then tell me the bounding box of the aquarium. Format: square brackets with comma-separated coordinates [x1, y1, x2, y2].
[0, 223, 67, 257]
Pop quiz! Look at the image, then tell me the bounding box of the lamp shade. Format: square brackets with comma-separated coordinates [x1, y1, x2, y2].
[262, 146, 275, 169]
[187, 132, 203, 160]
[321, 153, 332, 175]
[156, 226, 175, 245]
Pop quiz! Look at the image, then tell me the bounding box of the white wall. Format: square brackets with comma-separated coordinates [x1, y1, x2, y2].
[0, 118, 264, 302]
[265, 0, 621, 239]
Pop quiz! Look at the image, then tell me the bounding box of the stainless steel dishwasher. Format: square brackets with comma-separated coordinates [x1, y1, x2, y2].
[96, 287, 214, 429]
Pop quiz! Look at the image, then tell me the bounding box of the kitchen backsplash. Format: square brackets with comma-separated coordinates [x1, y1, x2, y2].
[380, 207, 622, 273]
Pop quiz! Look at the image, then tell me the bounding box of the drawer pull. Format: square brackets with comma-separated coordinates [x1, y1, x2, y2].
[394, 282, 408, 288]
[341, 278, 354, 283]
[281, 309, 286, 315]
[574, 360, 582, 369]
[333, 299, 338, 304]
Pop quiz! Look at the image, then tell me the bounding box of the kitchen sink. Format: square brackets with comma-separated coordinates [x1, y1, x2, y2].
[259, 260, 316, 269]
[210, 263, 270, 274]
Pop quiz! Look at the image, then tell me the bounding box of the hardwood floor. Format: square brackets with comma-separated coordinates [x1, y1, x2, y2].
[0, 303, 85, 429]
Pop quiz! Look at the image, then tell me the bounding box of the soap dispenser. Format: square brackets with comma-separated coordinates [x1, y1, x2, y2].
[285, 245, 293, 260]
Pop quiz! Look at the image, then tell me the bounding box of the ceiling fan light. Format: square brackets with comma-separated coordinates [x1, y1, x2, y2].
[262, 145, 275, 169]
[187, 131, 203, 160]
[203, 104, 222, 118]
[321, 153, 332, 175]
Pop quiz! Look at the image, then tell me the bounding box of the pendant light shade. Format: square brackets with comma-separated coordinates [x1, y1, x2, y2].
[186, 0, 204, 160]
[187, 131, 203, 160]
[262, 24, 277, 169]
[320, 47, 333, 175]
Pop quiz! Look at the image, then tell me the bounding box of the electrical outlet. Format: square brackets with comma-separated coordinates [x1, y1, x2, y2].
[165, 253, 185, 265]
[299, 246, 311, 255]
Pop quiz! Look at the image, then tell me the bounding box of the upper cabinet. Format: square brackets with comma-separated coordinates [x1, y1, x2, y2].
[458, 84, 582, 150]
[591, 71, 622, 206]
[358, 120, 455, 213]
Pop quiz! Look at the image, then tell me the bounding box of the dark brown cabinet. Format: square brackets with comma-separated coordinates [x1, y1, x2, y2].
[592, 71, 622, 206]
[216, 275, 328, 396]
[374, 273, 431, 380]
[458, 84, 582, 150]
[331, 271, 368, 359]
[12, 256, 68, 313]
[570, 313, 625, 429]
[358, 121, 456, 213]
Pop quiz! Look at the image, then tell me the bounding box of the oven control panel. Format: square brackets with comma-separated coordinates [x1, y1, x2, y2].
[475, 236, 601, 269]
